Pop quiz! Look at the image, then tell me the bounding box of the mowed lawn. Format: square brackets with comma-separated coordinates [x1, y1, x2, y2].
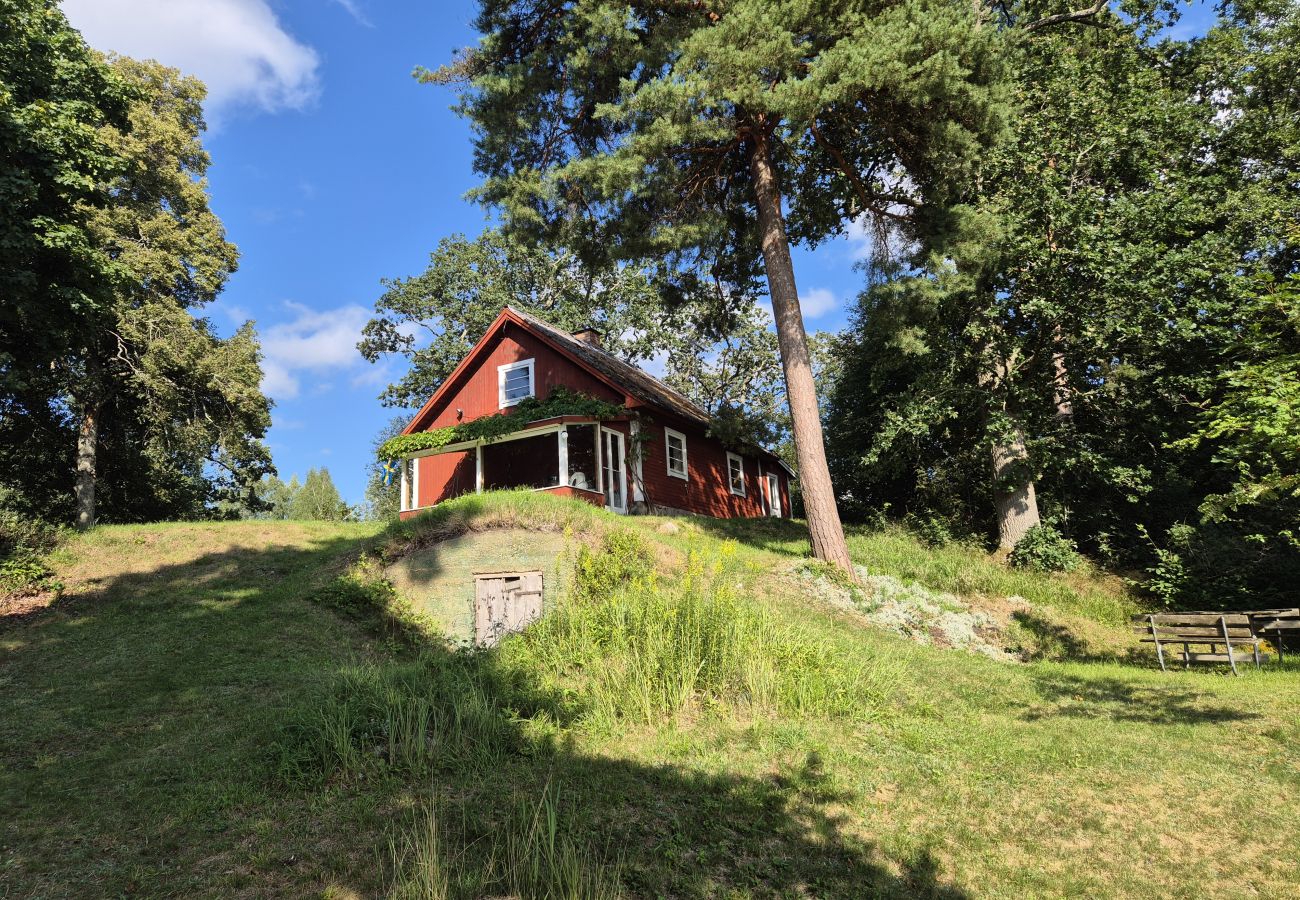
[2, 501, 1298, 898]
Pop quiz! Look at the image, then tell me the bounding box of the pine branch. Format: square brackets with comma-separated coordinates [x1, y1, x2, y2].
[1024, 0, 1109, 32]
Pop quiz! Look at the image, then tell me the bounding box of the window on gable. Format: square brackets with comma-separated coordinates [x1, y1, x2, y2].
[498, 359, 535, 408]
[727, 452, 746, 496]
[665, 428, 688, 480]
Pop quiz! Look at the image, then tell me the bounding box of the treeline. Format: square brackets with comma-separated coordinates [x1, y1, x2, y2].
[254, 470, 353, 522]
[822, 0, 1298, 606]
[0, 1, 272, 529]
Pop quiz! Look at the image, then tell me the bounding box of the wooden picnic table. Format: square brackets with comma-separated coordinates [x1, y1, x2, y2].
[1133, 607, 1299, 673]
[1252, 614, 1300, 662]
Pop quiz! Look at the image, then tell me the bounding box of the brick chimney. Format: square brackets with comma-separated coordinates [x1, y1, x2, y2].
[573, 325, 603, 349]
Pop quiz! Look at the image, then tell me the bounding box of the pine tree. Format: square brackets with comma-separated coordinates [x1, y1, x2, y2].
[429, 0, 1010, 575]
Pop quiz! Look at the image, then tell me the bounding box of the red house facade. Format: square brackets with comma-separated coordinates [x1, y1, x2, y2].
[396, 307, 793, 520]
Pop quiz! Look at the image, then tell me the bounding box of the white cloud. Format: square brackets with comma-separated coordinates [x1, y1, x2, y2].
[62, 0, 320, 117]
[260, 302, 371, 400]
[331, 0, 373, 27]
[844, 215, 875, 262]
[797, 288, 839, 319]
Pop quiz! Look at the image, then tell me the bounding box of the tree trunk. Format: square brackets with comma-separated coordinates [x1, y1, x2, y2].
[992, 428, 1040, 551]
[1051, 323, 1074, 423]
[74, 393, 101, 531]
[748, 128, 855, 577]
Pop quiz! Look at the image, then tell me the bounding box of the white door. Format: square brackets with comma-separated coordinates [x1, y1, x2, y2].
[766, 473, 781, 517]
[601, 428, 627, 514]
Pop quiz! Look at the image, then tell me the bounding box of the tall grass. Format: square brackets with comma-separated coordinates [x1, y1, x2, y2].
[282, 524, 892, 784]
[504, 531, 896, 727]
[276, 656, 521, 782]
[389, 785, 622, 899]
[385, 490, 610, 556]
[845, 528, 1138, 624]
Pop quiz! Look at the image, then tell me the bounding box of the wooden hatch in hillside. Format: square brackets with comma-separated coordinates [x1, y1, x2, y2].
[474, 571, 543, 647]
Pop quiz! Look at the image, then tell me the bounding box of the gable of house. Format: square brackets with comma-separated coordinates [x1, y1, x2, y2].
[398, 308, 791, 520]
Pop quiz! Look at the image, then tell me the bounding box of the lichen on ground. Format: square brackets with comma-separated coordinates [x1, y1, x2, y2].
[796, 563, 1025, 662]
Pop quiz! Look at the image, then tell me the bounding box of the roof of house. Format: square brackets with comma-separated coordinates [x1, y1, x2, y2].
[504, 306, 711, 427]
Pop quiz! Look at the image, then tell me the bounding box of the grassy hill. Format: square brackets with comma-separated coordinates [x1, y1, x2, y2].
[2, 494, 1297, 898]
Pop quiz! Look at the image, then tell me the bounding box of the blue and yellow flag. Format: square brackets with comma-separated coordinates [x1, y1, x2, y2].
[381, 459, 400, 487]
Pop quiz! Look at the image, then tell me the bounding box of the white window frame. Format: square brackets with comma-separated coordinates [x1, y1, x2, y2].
[727, 452, 746, 497]
[664, 427, 689, 481]
[497, 358, 535, 408]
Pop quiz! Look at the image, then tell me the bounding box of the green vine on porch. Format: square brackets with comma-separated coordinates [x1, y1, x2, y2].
[378, 387, 634, 459]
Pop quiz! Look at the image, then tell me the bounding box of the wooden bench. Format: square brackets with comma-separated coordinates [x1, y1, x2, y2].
[1135, 613, 1264, 675]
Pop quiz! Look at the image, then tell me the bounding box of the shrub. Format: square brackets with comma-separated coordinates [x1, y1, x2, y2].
[904, 513, 956, 548]
[311, 553, 435, 643]
[0, 493, 64, 595]
[571, 528, 653, 603]
[1009, 524, 1081, 573]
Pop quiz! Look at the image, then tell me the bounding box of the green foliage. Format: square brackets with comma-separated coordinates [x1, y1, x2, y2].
[571, 529, 654, 603]
[0, 0, 130, 396]
[287, 469, 351, 521]
[437, 0, 1009, 285]
[0, 44, 271, 524]
[825, 3, 1300, 605]
[362, 415, 407, 521]
[249, 469, 351, 521]
[1008, 524, 1080, 574]
[0, 489, 64, 595]
[904, 513, 958, 549]
[378, 387, 629, 459]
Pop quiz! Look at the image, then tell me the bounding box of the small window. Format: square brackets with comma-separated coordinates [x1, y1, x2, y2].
[498, 359, 534, 407]
[727, 452, 746, 496]
[665, 428, 688, 480]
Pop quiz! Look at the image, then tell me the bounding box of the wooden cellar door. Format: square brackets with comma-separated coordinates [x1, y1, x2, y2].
[474, 571, 543, 647]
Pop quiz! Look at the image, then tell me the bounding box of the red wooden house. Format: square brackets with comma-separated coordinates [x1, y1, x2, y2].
[395, 307, 793, 520]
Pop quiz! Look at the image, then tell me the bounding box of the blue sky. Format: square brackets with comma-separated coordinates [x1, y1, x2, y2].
[61, 0, 1216, 505]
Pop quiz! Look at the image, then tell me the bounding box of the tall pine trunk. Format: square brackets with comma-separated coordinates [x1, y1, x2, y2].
[749, 129, 855, 576]
[74, 394, 101, 531]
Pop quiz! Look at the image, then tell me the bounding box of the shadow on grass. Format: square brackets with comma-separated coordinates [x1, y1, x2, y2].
[0, 517, 970, 899]
[689, 514, 814, 559]
[1023, 670, 1261, 726]
[1009, 609, 1144, 665]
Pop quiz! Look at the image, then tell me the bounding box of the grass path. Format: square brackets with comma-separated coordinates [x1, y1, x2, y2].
[2, 499, 1297, 897]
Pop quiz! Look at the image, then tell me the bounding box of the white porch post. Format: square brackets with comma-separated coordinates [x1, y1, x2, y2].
[594, 425, 605, 496]
[558, 426, 570, 487]
[399, 459, 409, 512]
[475, 442, 484, 494]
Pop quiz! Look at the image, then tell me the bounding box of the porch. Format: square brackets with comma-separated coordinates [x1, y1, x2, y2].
[399, 416, 637, 515]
